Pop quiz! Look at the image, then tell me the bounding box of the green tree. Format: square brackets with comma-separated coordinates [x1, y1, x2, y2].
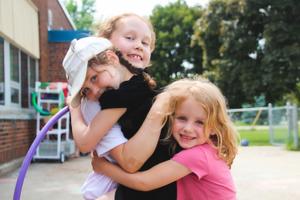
[149, 0, 204, 86]
[194, 0, 254, 107]
[65, 0, 96, 30]
[216, 0, 267, 107]
[194, 0, 300, 107]
[192, 0, 225, 70]
[260, 0, 300, 104]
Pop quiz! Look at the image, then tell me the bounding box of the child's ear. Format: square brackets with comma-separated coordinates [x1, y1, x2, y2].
[106, 50, 119, 65]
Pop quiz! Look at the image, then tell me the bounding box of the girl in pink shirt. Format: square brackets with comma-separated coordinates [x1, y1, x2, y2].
[92, 77, 238, 200]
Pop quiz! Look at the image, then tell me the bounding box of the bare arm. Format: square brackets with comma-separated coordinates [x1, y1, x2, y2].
[70, 102, 162, 171]
[69, 105, 126, 153]
[92, 155, 191, 191]
[71, 92, 170, 172]
[109, 108, 164, 172]
[105, 92, 171, 172]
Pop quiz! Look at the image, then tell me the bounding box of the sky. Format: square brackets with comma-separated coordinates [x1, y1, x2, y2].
[94, 0, 210, 20]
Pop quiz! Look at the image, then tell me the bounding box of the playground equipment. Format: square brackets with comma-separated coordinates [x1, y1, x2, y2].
[32, 82, 75, 163]
[31, 82, 67, 116]
[13, 107, 69, 200]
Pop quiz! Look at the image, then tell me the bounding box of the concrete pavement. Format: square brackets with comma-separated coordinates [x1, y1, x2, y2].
[0, 156, 90, 200]
[1, 146, 300, 200]
[232, 146, 300, 200]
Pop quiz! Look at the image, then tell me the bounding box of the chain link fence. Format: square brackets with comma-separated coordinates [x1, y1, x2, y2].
[228, 103, 299, 148]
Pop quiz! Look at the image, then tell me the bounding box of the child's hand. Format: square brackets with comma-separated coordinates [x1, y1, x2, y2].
[66, 96, 81, 111]
[151, 92, 171, 115]
[65, 96, 72, 107]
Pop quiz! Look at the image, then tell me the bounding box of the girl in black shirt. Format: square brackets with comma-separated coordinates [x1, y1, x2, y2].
[66, 36, 176, 200]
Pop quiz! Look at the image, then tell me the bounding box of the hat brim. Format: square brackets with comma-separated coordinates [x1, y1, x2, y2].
[69, 60, 88, 108]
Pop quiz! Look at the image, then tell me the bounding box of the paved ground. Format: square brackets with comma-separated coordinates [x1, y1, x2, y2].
[232, 146, 300, 200]
[1, 146, 300, 200]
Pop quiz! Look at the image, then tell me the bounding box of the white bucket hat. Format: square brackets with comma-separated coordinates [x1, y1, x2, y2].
[62, 36, 112, 107]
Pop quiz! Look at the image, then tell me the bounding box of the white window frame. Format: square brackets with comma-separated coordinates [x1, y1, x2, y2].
[0, 38, 39, 119]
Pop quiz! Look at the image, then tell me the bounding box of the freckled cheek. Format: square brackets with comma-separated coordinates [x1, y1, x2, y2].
[172, 123, 183, 133]
[195, 127, 204, 135]
[197, 130, 206, 142]
[144, 52, 151, 61]
[117, 40, 130, 50]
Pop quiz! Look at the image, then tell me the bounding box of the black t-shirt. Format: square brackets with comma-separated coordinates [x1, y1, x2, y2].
[99, 74, 176, 200]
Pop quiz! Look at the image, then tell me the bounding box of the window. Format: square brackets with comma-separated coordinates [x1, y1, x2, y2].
[0, 38, 38, 110]
[29, 57, 37, 108]
[20, 53, 38, 108]
[29, 57, 36, 88]
[0, 37, 4, 105]
[21, 51, 29, 108]
[10, 45, 20, 104]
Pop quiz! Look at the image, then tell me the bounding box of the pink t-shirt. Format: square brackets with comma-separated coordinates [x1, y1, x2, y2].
[172, 143, 236, 200]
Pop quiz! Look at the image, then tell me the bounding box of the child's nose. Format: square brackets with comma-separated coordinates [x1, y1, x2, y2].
[135, 40, 143, 50]
[183, 122, 193, 132]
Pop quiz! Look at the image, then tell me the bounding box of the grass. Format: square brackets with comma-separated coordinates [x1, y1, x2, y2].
[238, 129, 271, 146]
[237, 127, 289, 146]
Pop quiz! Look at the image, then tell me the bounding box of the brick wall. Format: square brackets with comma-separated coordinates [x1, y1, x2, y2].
[47, 0, 74, 30]
[0, 120, 36, 164]
[32, 0, 74, 82]
[32, 0, 49, 82]
[48, 42, 70, 82]
[0, 0, 74, 165]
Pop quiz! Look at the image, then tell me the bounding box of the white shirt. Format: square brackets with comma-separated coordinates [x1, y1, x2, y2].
[80, 98, 127, 199]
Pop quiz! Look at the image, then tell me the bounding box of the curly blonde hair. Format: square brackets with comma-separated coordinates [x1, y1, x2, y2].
[162, 77, 238, 167]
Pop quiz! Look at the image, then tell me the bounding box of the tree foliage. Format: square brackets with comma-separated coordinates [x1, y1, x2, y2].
[260, 0, 300, 104]
[193, 0, 300, 107]
[65, 0, 96, 30]
[149, 0, 204, 86]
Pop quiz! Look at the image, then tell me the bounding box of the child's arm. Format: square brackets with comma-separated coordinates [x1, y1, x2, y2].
[70, 103, 163, 170]
[69, 104, 126, 153]
[71, 92, 170, 172]
[106, 92, 171, 173]
[92, 155, 191, 191]
[109, 106, 164, 172]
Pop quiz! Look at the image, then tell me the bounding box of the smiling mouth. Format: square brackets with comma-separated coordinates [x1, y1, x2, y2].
[128, 54, 142, 61]
[180, 134, 195, 140]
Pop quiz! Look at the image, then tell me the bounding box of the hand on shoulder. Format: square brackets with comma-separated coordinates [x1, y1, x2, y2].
[151, 91, 172, 116]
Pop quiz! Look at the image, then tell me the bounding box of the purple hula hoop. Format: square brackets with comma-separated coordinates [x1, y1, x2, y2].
[13, 106, 69, 200]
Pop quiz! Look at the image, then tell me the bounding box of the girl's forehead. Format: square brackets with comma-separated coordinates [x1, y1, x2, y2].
[118, 16, 144, 25]
[117, 16, 151, 33]
[177, 97, 207, 115]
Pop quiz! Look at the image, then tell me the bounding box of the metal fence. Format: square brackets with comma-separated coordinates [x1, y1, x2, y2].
[228, 102, 299, 148]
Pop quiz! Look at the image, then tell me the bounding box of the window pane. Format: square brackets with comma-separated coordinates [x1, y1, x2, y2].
[21, 52, 28, 108]
[0, 37, 4, 105]
[11, 87, 19, 103]
[29, 58, 36, 88]
[10, 45, 19, 82]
